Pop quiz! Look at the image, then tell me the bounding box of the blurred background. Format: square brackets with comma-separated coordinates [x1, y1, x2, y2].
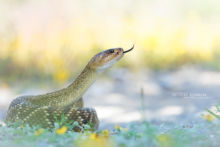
[0, 0, 220, 128]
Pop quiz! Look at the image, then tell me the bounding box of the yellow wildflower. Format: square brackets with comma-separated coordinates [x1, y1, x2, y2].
[202, 114, 215, 122]
[114, 125, 121, 130]
[21, 125, 24, 129]
[34, 129, 44, 136]
[157, 134, 170, 142]
[77, 135, 113, 147]
[90, 133, 98, 140]
[122, 128, 128, 131]
[157, 134, 173, 147]
[56, 126, 68, 134]
[101, 129, 110, 137]
[114, 125, 128, 131]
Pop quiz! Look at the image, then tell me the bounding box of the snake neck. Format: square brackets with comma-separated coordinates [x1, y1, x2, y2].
[29, 65, 100, 108]
[67, 65, 99, 99]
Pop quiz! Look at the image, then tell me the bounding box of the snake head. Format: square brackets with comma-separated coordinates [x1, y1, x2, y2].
[88, 45, 134, 71]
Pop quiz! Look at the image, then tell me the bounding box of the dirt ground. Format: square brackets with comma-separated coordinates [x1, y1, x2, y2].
[0, 66, 220, 129]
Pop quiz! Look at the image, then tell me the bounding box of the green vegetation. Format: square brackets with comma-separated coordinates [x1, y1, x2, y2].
[0, 117, 219, 147]
[0, 91, 219, 147]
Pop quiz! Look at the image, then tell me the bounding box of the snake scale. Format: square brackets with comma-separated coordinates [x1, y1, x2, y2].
[5, 46, 134, 130]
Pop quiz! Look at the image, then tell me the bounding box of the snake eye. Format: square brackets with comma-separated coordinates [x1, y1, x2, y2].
[109, 49, 114, 53]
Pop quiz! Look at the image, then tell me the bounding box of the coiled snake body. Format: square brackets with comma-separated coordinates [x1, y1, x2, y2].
[5, 46, 134, 130]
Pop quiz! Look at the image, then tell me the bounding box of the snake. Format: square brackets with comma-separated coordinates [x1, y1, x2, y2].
[5, 46, 134, 130]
